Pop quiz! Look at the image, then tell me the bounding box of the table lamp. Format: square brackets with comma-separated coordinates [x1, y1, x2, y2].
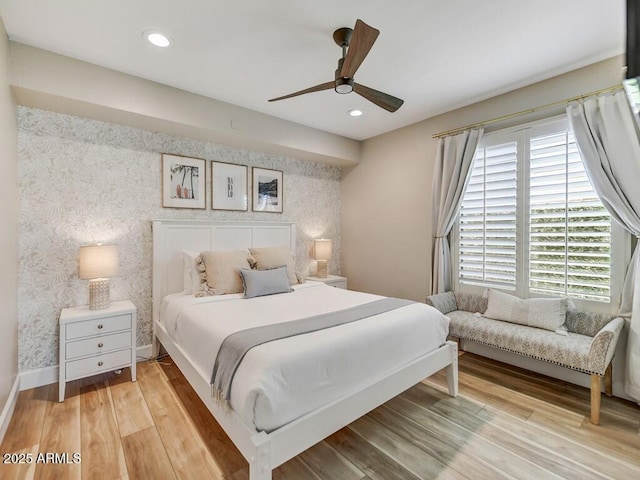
[78, 244, 119, 310]
[314, 238, 332, 278]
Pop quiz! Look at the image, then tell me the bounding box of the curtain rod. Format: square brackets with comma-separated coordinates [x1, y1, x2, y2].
[432, 84, 623, 139]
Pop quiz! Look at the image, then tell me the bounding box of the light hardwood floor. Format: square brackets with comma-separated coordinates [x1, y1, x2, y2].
[2, 352, 639, 480]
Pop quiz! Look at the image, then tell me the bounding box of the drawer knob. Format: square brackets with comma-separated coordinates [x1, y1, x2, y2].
[97, 324, 104, 330]
[98, 361, 104, 367]
[98, 343, 104, 348]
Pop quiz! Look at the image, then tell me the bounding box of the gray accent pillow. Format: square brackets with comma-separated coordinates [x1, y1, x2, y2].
[426, 292, 458, 314]
[239, 266, 293, 299]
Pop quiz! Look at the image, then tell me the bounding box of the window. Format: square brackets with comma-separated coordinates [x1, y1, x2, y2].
[455, 117, 627, 307]
[458, 139, 518, 288]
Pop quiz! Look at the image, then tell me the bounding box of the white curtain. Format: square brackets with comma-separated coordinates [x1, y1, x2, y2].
[431, 128, 483, 294]
[567, 90, 640, 401]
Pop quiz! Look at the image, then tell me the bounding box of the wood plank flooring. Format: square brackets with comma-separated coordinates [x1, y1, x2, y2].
[2, 352, 639, 479]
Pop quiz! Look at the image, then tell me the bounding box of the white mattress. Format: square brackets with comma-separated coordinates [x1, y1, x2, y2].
[159, 281, 449, 432]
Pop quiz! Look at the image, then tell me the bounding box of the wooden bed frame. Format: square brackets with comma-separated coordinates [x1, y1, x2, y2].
[152, 219, 458, 480]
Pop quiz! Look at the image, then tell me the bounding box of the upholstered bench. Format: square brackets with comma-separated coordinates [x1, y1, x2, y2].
[426, 290, 624, 424]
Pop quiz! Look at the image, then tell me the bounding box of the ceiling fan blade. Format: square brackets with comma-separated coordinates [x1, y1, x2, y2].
[268, 81, 334, 102]
[354, 83, 404, 112]
[339, 19, 379, 78]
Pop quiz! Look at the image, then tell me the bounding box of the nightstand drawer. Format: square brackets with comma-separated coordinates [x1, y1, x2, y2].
[65, 348, 132, 380]
[65, 313, 131, 340]
[66, 331, 132, 360]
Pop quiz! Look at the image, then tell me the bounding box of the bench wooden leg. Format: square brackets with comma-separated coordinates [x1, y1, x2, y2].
[604, 363, 613, 397]
[590, 374, 601, 425]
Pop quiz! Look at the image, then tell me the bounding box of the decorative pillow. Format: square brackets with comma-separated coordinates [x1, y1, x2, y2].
[195, 250, 254, 296]
[426, 292, 458, 314]
[182, 250, 200, 295]
[248, 246, 299, 285]
[483, 289, 567, 332]
[454, 291, 488, 314]
[239, 267, 293, 299]
[565, 307, 614, 337]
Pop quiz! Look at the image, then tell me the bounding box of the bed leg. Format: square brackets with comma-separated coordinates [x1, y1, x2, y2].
[445, 340, 459, 397]
[249, 464, 272, 480]
[249, 432, 272, 480]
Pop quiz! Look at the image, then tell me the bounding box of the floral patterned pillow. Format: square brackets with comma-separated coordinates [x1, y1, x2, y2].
[454, 292, 488, 314]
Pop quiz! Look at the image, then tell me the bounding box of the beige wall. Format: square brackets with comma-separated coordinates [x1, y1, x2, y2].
[342, 56, 625, 301]
[9, 43, 360, 167]
[0, 15, 19, 433]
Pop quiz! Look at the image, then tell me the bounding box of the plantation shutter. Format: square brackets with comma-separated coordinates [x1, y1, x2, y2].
[459, 140, 518, 289]
[528, 129, 611, 301]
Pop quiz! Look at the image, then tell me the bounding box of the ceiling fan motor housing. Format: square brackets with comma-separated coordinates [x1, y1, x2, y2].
[335, 57, 354, 93]
[335, 77, 354, 94]
[332, 27, 353, 48]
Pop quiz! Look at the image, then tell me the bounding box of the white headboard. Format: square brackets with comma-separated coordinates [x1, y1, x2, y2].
[151, 220, 296, 340]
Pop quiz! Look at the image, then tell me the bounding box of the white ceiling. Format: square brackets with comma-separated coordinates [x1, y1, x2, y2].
[0, 0, 626, 141]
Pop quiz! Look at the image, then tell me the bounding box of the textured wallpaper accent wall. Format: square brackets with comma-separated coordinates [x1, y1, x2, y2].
[17, 106, 341, 372]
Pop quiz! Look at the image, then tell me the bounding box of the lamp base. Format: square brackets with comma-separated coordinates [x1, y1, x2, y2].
[316, 260, 328, 278]
[88, 278, 111, 310]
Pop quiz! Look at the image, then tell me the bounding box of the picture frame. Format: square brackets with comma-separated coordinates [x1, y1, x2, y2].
[252, 167, 283, 213]
[211, 161, 248, 211]
[162, 154, 206, 209]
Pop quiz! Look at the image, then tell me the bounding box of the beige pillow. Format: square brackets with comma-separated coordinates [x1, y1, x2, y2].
[483, 289, 567, 332]
[196, 250, 253, 295]
[249, 246, 299, 285]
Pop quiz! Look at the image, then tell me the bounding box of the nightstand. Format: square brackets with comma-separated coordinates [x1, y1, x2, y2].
[305, 275, 347, 289]
[58, 300, 136, 402]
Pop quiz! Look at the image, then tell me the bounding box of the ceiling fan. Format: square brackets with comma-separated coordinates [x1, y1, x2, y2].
[268, 19, 404, 112]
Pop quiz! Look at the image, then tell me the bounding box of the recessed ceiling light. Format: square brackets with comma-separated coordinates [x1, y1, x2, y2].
[348, 109, 363, 117]
[144, 31, 171, 48]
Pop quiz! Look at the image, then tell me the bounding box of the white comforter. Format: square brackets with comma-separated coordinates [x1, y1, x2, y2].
[160, 282, 449, 432]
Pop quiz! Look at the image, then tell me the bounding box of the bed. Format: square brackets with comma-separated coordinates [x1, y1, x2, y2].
[152, 220, 458, 480]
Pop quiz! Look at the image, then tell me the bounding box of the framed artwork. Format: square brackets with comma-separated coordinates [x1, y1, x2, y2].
[252, 167, 283, 213]
[162, 154, 206, 209]
[211, 161, 248, 211]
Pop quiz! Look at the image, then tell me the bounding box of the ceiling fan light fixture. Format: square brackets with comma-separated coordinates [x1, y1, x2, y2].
[268, 19, 403, 112]
[144, 31, 171, 48]
[335, 77, 354, 94]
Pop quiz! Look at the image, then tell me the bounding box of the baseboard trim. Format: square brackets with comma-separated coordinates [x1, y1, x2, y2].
[19, 344, 154, 391]
[0, 375, 20, 444]
[136, 344, 154, 362]
[20, 365, 58, 391]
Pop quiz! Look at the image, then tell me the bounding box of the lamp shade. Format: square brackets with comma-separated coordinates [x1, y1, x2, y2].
[314, 239, 332, 261]
[78, 245, 119, 279]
